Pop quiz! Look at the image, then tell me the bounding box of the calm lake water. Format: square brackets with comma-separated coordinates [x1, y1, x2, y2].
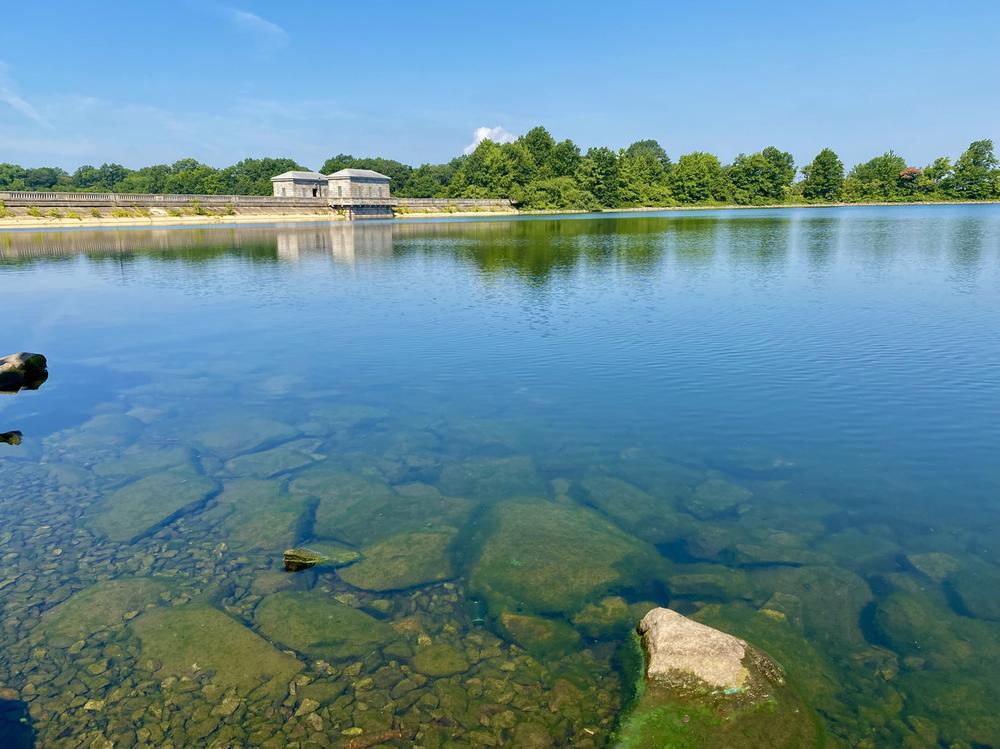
[2, 205, 999, 748]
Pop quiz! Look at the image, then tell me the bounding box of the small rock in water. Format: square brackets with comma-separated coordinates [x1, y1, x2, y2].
[283, 547, 327, 571]
[0, 431, 22, 445]
[0, 352, 48, 392]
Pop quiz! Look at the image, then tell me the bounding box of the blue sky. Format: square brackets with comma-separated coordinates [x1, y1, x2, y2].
[2, 1, 998, 172]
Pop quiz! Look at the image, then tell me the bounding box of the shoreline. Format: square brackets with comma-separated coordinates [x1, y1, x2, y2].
[1, 199, 997, 232]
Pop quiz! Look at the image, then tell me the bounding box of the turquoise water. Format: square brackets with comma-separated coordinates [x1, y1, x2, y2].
[1, 206, 999, 747]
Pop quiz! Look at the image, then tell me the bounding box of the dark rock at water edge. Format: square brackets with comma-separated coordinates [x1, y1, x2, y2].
[0, 431, 22, 445]
[0, 352, 48, 393]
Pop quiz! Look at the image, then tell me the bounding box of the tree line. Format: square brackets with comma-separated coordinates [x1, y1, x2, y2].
[2, 128, 998, 210]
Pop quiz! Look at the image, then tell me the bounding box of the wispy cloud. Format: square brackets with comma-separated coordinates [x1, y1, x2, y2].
[464, 125, 516, 154]
[221, 6, 289, 51]
[0, 62, 53, 130]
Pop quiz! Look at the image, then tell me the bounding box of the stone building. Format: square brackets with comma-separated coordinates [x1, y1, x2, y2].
[326, 169, 391, 202]
[271, 171, 328, 198]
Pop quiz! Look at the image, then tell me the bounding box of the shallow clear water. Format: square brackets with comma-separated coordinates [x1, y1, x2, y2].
[1, 206, 999, 748]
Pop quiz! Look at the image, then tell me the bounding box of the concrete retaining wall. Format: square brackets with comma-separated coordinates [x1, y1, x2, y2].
[395, 197, 515, 212]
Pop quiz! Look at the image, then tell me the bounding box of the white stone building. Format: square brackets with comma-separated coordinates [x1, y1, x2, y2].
[271, 168, 391, 202]
[270, 171, 329, 198]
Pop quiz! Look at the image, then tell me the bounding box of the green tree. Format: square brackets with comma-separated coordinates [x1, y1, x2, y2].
[920, 156, 954, 196]
[547, 139, 582, 178]
[520, 127, 555, 177]
[952, 140, 998, 199]
[844, 151, 907, 200]
[519, 176, 599, 211]
[0, 163, 28, 190]
[801, 148, 845, 201]
[669, 152, 727, 203]
[726, 146, 795, 204]
[576, 147, 621, 207]
[624, 139, 671, 170]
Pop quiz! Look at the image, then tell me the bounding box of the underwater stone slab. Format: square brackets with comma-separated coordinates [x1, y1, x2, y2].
[436, 455, 545, 501]
[668, 564, 753, 602]
[194, 414, 299, 457]
[468, 498, 660, 616]
[571, 596, 636, 639]
[337, 528, 457, 591]
[410, 643, 470, 677]
[614, 607, 822, 749]
[580, 475, 697, 545]
[284, 541, 361, 571]
[498, 612, 582, 657]
[223, 439, 322, 479]
[208, 478, 311, 553]
[92, 445, 193, 480]
[254, 591, 398, 660]
[40, 577, 173, 647]
[85, 467, 218, 542]
[682, 478, 753, 519]
[947, 561, 1000, 621]
[297, 468, 472, 546]
[131, 605, 301, 697]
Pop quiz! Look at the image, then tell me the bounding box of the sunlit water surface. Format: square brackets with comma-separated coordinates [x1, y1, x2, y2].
[2, 206, 1000, 748]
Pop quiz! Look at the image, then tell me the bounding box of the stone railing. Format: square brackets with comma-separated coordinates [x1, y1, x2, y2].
[0, 191, 328, 208]
[394, 197, 515, 212]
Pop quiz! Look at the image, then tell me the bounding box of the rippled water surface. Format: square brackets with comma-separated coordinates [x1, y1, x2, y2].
[2, 206, 1000, 748]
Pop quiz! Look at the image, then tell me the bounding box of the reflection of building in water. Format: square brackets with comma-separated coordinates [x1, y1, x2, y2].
[274, 223, 394, 263]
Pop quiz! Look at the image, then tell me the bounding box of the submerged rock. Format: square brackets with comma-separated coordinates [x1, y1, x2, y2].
[0, 352, 47, 392]
[337, 528, 456, 591]
[283, 543, 360, 572]
[498, 611, 581, 658]
[468, 498, 660, 616]
[0, 431, 22, 446]
[208, 478, 311, 553]
[40, 577, 173, 647]
[84, 467, 218, 542]
[614, 607, 821, 748]
[131, 604, 301, 697]
[682, 477, 753, 519]
[571, 596, 634, 639]
[411, 643, 469, 677]
[254, 591, 398, 660]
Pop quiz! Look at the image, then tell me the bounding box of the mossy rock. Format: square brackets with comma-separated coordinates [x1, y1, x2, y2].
[84, 467, 217, 542]
[194, 414, 298, 457]
[131, 604, 301, 697]
[337, 528, 456, 591]
[254, 591, 398, 660]
[498, 612, 581, 657]
[436, 455, 545, 500]
[40, 577, 173, 647]
[411, 643, 469, 677]
[905, 552, 961, 583]
[614, 621, 823, 749]
[947, 560, 1000, 620]
[286, 541, 361, 571]
[681, 478, 753, 519]
[224, 439, 322, 479]
[580, 475, 697, 545]
[571, 596, 634, 639]
[59, 413, 144, 449]
[295, 467, 472, 545]
[92, 444, 193, 479]
[468, 498, 660, 616]
[669, 564, 753, 602]
[208, 478, 312, 553]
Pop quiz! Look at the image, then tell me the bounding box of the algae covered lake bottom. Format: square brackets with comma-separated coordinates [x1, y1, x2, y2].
[1, 206, 1000, 748]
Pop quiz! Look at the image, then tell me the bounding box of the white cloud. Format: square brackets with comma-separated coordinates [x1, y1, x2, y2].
[222, 7, 289, 50]
[0, 62, 53, 130]
[463, 125, 516, 155]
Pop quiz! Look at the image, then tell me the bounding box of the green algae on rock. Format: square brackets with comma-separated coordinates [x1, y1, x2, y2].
[283, 541, 361, 571]
[468, 498, 660, 616]
[207, 478, 312, 553]
[40, 577, 174, 647]
[580, 475, 697, 545]
[614, 607, 822, 749]
[436, 455, 545, 500]
[498, 612, 581, 657]
[254, 591, 398, 660]
[337, 528, 457, 591]
[682, 477, 753, 519]
[84, 467, 218, 542]
[91, 444, 193, 479]
[223, 438, 322, 479]
[131, 605, 301, 697]
[194, 414, 299, 457]
[571, 596, 634, 639]
[411, 642, 469, 677]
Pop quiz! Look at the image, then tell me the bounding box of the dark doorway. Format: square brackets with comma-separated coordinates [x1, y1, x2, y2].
[312, 188, 318, 197]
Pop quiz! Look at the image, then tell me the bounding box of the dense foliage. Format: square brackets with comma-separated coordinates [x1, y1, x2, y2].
[2, 129, 998, 210]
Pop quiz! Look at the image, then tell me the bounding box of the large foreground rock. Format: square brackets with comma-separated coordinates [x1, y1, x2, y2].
[614, 607, 822, 748]
[0, 352, 47, 392]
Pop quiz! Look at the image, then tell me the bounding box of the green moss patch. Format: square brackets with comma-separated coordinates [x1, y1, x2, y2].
[411, 642, 469, 677]
[337, 528, 457, 591]
[498, 612, 581, 657]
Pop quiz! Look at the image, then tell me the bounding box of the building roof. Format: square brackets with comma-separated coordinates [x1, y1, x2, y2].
[328, 168, 391, 180]
[271, 171, 327, 182]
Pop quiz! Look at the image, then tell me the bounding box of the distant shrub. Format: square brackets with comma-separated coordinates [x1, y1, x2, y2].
[65, 209, 82, 220]
[191, 200, 207, 216]
[90, 208, 102, 218]
[47, 208, 62, 219]
[0, 200, 8, 219]
[223, 203, 236, 216]
[134, 206, 152, 218]
[111, 208, 133, 218]
[167, 208, 182, 217]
